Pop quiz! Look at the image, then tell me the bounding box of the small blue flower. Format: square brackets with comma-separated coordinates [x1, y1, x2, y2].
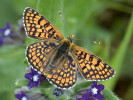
[76, 81, 104, 100]
[53, 88, 62, 98]
[15, 91, 30, 100]
[0, 22, 13, 46]
[25, 68, 41, 89]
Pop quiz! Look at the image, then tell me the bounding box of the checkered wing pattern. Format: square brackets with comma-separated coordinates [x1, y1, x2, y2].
[71, 45, 115, 81]
[23, 7, 64, 42]
[46, 55, 77, 89]
[26, 40, 57, 71]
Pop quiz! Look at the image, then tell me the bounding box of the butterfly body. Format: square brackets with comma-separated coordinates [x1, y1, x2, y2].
[45, 39, 72, 73]
[23, 7, 115, 89]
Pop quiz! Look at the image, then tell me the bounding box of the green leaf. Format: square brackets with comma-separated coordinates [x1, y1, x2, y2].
[103, 10, 133, 90]
[103, 88, 119, 100]
[15, 79, 28, 88]
[72, 81, 93, 95]
[0, 46, 26, 91]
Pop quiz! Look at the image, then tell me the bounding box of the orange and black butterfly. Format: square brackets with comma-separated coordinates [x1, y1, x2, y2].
[23, 7, 115, 89]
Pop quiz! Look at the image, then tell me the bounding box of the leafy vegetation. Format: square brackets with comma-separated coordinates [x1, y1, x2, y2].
[0, 0, 133, 100]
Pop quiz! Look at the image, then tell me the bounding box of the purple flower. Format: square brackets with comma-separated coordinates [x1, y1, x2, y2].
[76, 81, 104, 100]
[0, 22, 12, 37]
[25, 68, 41, 89]
[76, 93, 90, 100]
[53, 88, 62, 98]
[0, 37, 4, 46]
[15, 91, 30, 100]
[89, 81, 104, 100]
[0, 22, 13, 46]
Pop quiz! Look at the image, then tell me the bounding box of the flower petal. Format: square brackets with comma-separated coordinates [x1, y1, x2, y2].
[94, 93, 104, 100]
[97, 84, 104, 92]
[35, 81, 40, 87]
[82, 93, 90, 99]
[90, 81, 97, 90]
[0, 38, 4, 46]
[93, 81, 97, 87]
[21, 91, 27, 96]
[31, 68, 38, 75]
[28, 81, 35, 89]
[0, 29, 5, 35]
[15, 94, 22, 99]
[6, 22, 11, 29]
[25, 73, 33, 80]
[76, 98, 84, 100]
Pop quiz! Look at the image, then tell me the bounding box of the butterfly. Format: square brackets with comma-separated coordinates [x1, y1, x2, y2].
[23, 7, 115, 89]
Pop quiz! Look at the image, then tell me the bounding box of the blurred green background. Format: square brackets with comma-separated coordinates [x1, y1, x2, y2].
[0, 0, 133, 100]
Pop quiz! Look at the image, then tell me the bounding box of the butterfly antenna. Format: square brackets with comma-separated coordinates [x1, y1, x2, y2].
[36, 0, 40, 10]
[74, 38, 101, 45]
[59, 11, 70, 36]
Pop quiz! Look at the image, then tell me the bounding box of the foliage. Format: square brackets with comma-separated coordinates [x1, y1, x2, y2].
[0, 0, 133, 100]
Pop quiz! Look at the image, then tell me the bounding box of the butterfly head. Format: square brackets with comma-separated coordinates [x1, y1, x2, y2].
[67, 35, 74, 43]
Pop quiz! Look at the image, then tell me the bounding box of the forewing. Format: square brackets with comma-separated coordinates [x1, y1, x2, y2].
[26, 40, 57, 72]
[23, 7, 64, 41]
[71, 45, 115, 81]
[46, 54, 77, 89]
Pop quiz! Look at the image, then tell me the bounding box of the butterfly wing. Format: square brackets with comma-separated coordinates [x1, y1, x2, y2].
[26, 40, 58, 72]
[23, 7, 64, 42]
[71, 45, 115, 81]
[46, 54, 77, 89]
